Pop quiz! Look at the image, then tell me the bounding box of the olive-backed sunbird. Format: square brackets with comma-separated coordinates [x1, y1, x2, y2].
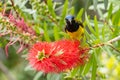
[65, 15, 84, 40]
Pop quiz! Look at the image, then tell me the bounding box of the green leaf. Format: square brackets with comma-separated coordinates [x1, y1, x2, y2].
[59, 0, 68, 26]
[70, 66, 80, 77]
[53, 26, 60, 40]
[112, 10, 120, 26]
[47, 0, 56, 18]
[82, 55, 93, 75]
[113, 25, 119, 37]
[43, 22, 51, 42]
[85, 13, 96, 36]
[118, 41, 120, 48]
[104, 46, 112, 56]
[19, 0, 28, 8]
[23, 9, 35, 14]
[97, 8, 104, 19]
[104, 0, 108, 10]
[107, 3, 113, 20]
[93, 0, 98, 10]
[78, 66, 84, 75]
[76, 8, 84, 21]
[47, 73, 61, 80]
[34, 25, 44, 34]
[102, 24, 105, 41]
[91, 53, 97, 80]
[112, 10, 120, 37]
[94, 16, 99, 38]
[69, 7, 75, 15]
[33, 72, 43, 80]
[84, 30, 94, 42]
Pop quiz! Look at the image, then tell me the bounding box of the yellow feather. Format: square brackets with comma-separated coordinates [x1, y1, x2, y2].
[66, 25, 84, 40]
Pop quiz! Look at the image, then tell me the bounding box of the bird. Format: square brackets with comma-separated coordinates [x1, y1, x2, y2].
[65, 15, 84, 40]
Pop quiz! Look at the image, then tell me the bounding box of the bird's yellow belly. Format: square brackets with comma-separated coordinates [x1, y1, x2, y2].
[67, 27, 84, 40]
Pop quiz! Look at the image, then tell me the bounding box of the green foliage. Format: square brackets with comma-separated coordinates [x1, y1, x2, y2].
[53, 26, 60, 40]
[91, 51, 97, 80]
[47, 0, 56, 18]
[104, 0, 108, 10]
[43, 22, 51, 42]
[33, 72, 44, 80]
[47, 73, 62, 80]
[59, 0, 68, 26]
[107, 3, 113, 20]
[76, 8, 84, 21]
[93, 0, 98, 10]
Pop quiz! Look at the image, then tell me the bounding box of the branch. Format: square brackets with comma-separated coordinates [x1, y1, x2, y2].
[108, 35, 120, 43]
[108, 44, 120, 53]
[47, 14, 59, 26]
[86, 35, 120, 51]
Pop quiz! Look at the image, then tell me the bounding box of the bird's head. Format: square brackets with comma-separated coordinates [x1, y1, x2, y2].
[65, 15, 75, 25]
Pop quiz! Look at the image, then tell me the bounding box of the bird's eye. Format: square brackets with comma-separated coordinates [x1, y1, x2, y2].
[72, 17, 74, 20]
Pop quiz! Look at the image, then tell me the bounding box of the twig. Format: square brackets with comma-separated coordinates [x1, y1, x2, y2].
[107, 44, 120, 53]
[108, 35, 120, 43]
[104, 20, 114, 32]
[86, 35, 120, 51]
[43, 0, 47, 4]
[0, 60, 16, 80]
[47, 14, 59, 26]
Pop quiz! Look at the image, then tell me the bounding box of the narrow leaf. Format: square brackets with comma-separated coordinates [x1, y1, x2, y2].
[43, 22, 51, 42]
[107, 3, 113, 20]
[33, 72, 43, 80]
[91, 54, 97, 80]
[69, 7, 75, 15]
[82, 55, 93, 75]
[76, 8, 84, 21]
[102, 25, 105, 41]
[93, 0, 98, 10]
[94, 16, 99, 38]
[85, 13, 96, 36]
[47, 73, 61, 80]
[104, 0, 108, 10]
[112, 10, 120, 26]
[53, 26, 60, 40]
[79, 66, 84, 75]
[70, 66, 80, 77]
[59, 0, 68, 25]
[47, 0, 56, 18]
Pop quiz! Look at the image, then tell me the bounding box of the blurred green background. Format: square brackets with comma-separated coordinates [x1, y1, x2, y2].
[0, 0, 120, 80]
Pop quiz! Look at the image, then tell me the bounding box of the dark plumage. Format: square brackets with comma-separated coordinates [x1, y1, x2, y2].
[65, 15, 83, 32]
[65, 15, 84, 40]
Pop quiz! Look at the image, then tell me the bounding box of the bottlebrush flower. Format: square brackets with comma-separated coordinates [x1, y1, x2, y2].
[27, 40, 88, 73]
[8, 13, 36, 35]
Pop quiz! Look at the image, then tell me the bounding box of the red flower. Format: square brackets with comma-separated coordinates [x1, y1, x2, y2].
[27, 40, 87, 73]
